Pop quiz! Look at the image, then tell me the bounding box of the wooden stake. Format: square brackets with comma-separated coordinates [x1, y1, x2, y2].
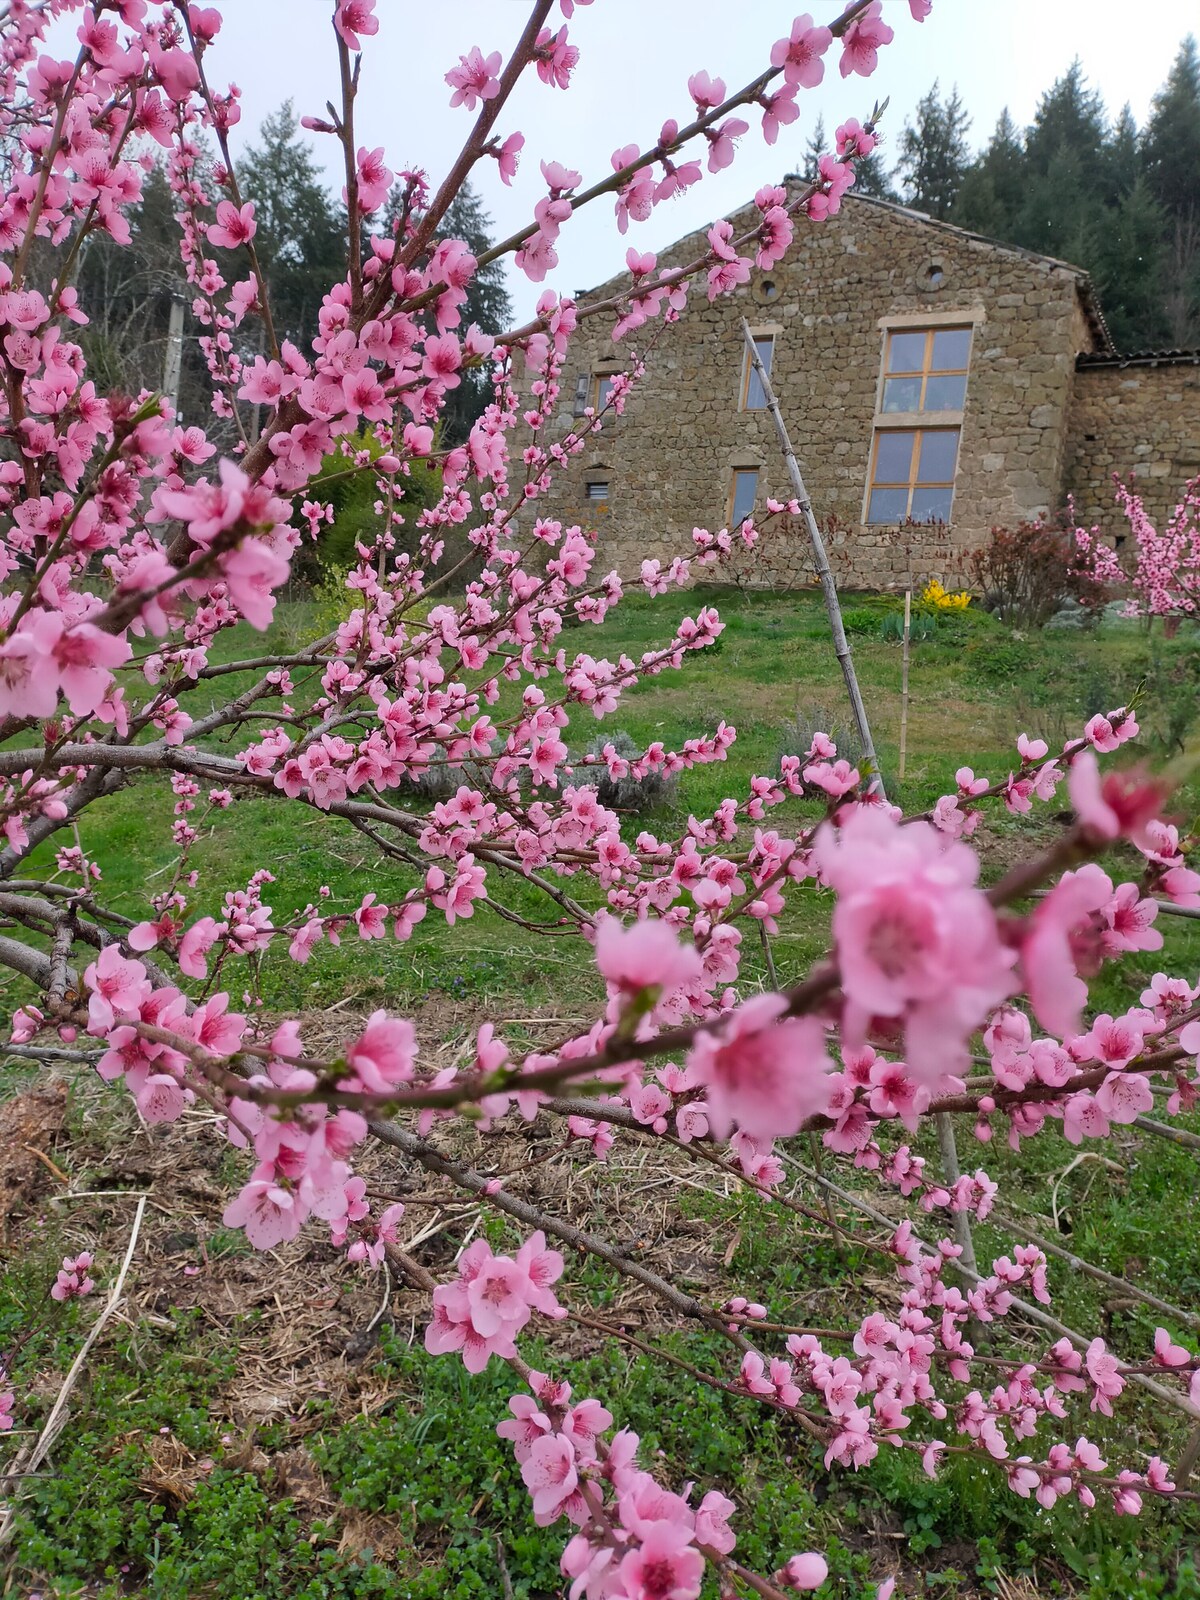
[899, 588, 911, 786]
[740, 320, 886, 800]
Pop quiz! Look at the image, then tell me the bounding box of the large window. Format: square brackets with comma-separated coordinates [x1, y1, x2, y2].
[867, 428, 959, 525]
[866, 323, 972, 524]
[880, 326, 971, 414]
[729, 468, 759, 525]
[741, 335, 774, 410]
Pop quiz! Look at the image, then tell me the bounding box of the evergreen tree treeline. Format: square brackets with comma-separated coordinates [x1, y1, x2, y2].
[892, 38, 1200, 352]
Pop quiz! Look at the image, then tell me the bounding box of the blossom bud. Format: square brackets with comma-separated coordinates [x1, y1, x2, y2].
[777, 1553, 829, 1590]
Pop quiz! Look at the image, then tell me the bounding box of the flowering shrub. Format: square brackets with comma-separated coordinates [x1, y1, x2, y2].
[970, 514, 1115, 628]
[1111, 474, 1200, 623]
[0, 3, 1199, 1594]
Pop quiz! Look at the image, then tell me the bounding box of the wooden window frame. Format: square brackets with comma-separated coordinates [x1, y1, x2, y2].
[591, 372, 619, 412]
[864, 427, 960, 526]
[878, 326, 971, 416]
[740, 333, 775, 411]
[728, 467, 759, 526]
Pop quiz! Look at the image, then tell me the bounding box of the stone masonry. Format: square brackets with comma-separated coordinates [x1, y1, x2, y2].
[1066, 353, 1200, 548]
[532, 191, 1200, 591]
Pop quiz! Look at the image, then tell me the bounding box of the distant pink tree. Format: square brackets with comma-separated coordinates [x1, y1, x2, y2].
[1115, 474, 1200, 624]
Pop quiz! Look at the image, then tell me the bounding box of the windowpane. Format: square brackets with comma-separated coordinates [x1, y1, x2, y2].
[916, 430, 959, 482]
[882, 376, 922, 413]
[887, 331, 926, 373]
[585, 481, 609, 501]
[910, 485, 954, 522]
[731, 469, 758, 524]
[867, 487, 910, 524]
[873, 431, 915, 483]
[923, 373, 967, 412]
[594, 375, 616, 410]
[744, 336, 774, 410]
[931, 327, 971, 371]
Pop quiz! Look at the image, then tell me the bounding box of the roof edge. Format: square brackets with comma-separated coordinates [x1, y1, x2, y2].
[1076, 348, 1200, 371]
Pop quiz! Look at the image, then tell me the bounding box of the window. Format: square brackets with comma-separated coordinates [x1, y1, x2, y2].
[740, 335, 774, 410]
[585, 480, 609, 502]
[592, 373, 617, 412]
[866, 428, 959, 524]
[880, 325, 971, 414]
[729, 468, 758, 525]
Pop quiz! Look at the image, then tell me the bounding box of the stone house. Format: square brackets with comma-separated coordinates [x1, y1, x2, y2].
[539, 187, 1200, 590]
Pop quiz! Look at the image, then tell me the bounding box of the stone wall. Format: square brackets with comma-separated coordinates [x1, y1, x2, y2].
[533, 192, 1100, 592]
[1065, 358, 1200, 545]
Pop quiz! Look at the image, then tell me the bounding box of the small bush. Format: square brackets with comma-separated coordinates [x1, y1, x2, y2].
[582, 729, 678, 813]
[778, 703, 865, 769]
[840, 607, 879, 635]
[970, 515, 1109, 629]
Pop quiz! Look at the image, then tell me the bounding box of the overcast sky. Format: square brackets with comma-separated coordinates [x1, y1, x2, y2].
[54, 2, 1197, 318]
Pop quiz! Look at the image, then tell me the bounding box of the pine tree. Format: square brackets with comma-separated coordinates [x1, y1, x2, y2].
[952, 109, 1023, 239]
[1104, 104, 1141, 201]
[238, 101, 345, 351]
[1142, 36, 1200, 344]
[895, 82, 971, 219]
[1090, 178, 1170, 350]
[1016, 63, 1109, 259]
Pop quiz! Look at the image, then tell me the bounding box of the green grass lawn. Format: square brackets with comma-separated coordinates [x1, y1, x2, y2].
[3, 586, 1200, 1599]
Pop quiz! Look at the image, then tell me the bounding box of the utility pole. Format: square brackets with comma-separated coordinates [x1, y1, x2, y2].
[162, 293, 185, 419]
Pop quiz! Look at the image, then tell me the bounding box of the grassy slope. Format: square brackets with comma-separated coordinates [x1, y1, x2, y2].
[3, 588, 1200, 1599]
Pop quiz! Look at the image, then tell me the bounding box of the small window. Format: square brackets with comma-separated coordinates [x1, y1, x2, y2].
[880, 325, 971, 415]
[729, 468, 759, 526]
[592, 373, 617, 412]
[866, 428, 959, 524]
[926, 263, 945, 289]
[585, 480, 609, 502]
[761, 279, 778, 300]
[741, 335, 774, 411]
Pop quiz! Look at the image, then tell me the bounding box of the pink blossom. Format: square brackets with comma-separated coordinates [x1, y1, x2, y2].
[1153, 1327, 1191, 1367]
[687, 994, 831, 1140]
[593, 917, 703, 1002]
[345, 1010, 417, 1092]
[839, 1, 894, 77]
[445, 46, 503, 111]
[770, 14, 833, 89]
[222, 1173, 303, 1250]
[335, 0, 378, 51]
[1021, 864, 1112, 1039]
[616, 1523, 703, 1600]
[207, 199, 256, 250]
[1084, 1337, 1125, 1415]
[51, 1251, 96, 1301]
[818, 808, 1013, 1081]
[520, 1434, 578, 1523]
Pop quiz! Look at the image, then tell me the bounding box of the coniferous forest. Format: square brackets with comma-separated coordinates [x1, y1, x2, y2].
[882, 37, 1200, 353]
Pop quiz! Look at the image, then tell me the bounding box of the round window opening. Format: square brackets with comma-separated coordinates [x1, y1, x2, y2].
[761, 279, 778, 300]
[926, 263, 945, 289]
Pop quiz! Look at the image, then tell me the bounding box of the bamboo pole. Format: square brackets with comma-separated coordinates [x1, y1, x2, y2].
[740, 319, 886, 800]
[899, 588, 911, 785]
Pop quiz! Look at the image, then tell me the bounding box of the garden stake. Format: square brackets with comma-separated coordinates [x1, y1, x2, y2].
[740, 319, 886, 799]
